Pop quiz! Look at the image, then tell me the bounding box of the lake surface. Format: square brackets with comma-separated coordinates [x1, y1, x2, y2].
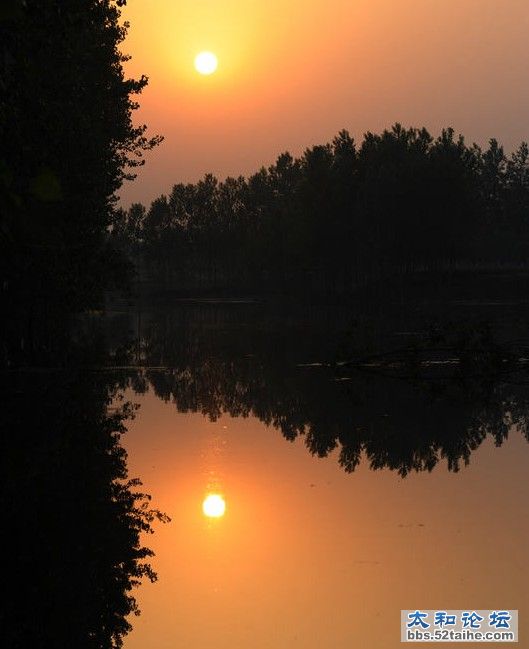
[124, 399, 527, 648]
[4, 289, 529, 647]
[106, 296, 528, 648]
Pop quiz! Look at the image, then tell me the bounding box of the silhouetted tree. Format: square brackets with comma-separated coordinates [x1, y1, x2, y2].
[131, 125, 528, 294]
[1, 0, 162, 336]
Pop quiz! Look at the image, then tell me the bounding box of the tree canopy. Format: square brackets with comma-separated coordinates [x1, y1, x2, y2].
[1, 0, 161, 317]
[116, 125, 529, 293]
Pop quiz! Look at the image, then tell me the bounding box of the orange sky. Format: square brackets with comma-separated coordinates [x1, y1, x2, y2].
[120, 0, 529, 207]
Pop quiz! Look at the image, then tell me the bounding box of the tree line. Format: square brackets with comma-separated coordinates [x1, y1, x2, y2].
[114, 125, 529, 292]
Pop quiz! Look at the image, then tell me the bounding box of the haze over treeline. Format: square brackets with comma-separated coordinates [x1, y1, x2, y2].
[114, 125, 529, 292]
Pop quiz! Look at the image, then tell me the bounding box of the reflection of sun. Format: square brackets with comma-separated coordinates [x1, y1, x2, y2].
[194, 51, 218, 75]
[202, 494, 226, 518]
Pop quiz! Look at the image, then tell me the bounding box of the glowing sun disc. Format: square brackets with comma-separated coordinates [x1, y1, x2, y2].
[195, 51, 218, 75]
[202, 494, 226, 517]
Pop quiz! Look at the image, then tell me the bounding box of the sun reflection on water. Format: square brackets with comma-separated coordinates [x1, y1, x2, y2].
[202, 493, 226, 518]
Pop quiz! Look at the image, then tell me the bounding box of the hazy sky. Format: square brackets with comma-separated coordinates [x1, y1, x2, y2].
[120, 0, 529, 207]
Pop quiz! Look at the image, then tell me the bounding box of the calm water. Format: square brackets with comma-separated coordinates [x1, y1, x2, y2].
[124, 397, 527, 649]
[109, 299, 529, 648]
[4, 295, 529, 647]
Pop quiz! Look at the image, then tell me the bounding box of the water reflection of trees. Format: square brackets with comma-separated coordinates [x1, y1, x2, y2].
[115, 308, 529, 477]
[1, 365, 168, 648]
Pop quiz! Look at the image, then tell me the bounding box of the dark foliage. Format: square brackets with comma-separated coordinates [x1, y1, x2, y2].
[116, 126, 529, 293]
[0, 365, 169, 648]
[0, 0, 161, 321]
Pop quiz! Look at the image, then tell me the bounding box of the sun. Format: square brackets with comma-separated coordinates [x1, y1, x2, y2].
[194, 51, 218, 76]
[202, 493, 226, 518]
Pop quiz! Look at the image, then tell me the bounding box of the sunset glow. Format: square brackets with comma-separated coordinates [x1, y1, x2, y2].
[121, 0, 529, 208]
[194, 51, 218, 75]
[7, 0, 529, 648]
[202, 493, 226, 517]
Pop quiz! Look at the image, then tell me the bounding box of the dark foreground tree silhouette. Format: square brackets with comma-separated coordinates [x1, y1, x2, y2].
[0, 0, 162, 329]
